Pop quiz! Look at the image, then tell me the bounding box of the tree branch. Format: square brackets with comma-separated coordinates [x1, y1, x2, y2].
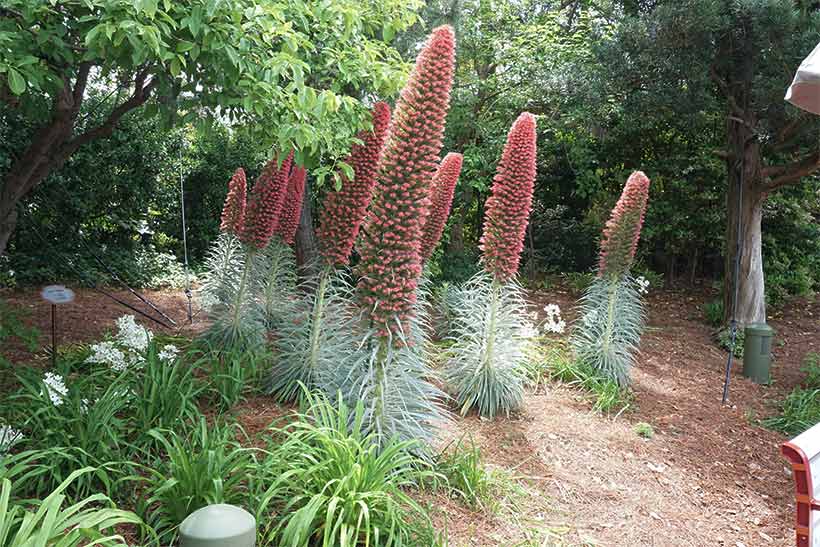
[710, 64, 745, 118]
[762, 150, 820, 191]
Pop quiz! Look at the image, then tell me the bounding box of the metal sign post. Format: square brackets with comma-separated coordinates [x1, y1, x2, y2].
[40, 285, 75, 368]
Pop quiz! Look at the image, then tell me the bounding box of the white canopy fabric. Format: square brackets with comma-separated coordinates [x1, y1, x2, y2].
[786, 42, 820, 115]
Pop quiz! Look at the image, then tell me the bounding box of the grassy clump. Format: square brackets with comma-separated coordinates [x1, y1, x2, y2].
[763, 353, 820, 436]
[703, 298, 724, 328]
[634, 422, 654, 439]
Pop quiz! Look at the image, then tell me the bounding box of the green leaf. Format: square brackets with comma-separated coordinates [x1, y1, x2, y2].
[7, 67, 25, 95]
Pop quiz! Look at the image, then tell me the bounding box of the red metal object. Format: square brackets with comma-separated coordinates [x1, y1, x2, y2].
[783, 439, 820, 547]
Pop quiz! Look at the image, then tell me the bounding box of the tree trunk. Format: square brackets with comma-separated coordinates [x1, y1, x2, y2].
[295, 175, 320, 280]
[0, 208, 17, 258]
[723, 123, 766, 326]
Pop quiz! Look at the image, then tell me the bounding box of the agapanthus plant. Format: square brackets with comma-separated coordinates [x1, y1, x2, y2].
[420, 152, 463, 263]
[445, 112, 537, 418]
[571, 171, 651, 386]
[329, 25, 456, 445]
[268, 105, 391, 403]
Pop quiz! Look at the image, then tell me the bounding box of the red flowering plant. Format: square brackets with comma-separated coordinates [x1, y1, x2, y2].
[317, 26, 457, 446]
[268, 104, 392, 403]
[445, 113, 538, 418]
[318, 102, 391, 268]
[419, 152, 463, 263]
[240, 152, 294, 250]
[275, 165, 307, 246]
[219, 168, 247, 235]
[572, 171, 652, 387]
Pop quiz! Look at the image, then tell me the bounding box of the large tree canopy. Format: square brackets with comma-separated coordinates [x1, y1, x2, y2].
[0, 0, 421, 255]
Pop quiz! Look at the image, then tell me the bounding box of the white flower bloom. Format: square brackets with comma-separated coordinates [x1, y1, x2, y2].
[115, 315, 153, 352]
[520, 321, 538, 339]
[158, 344, 179, 363]
[0, 423, 23, 453]
[542, 303, 566, 334]
[87, 341, 128, 372]
[43, 372, 68, 406]
[635, 275, 650, 295]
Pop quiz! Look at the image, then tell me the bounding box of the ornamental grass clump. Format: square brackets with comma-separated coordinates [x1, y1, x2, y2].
[445, 112, 537, 418]
[339, 25, 456, 445]
[571, 171, 651, 386]
[267, 104, 391, 403]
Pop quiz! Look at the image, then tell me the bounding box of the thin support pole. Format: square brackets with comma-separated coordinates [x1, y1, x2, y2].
[51, 304, 57, 369]
[179, 143, 193, 324]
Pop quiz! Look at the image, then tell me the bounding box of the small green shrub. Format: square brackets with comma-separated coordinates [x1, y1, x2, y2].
[703, 298, 724, 328]
[802, 353, 820, 389]
[717, 327, 744, 358]
[0, 467, 143, 546]
[562, 271, 594, 293]
[634, 422, 654, 439]
[436, 437, 512, 513]
[260, 391, 438, 546]
[763, 388, 820, 437]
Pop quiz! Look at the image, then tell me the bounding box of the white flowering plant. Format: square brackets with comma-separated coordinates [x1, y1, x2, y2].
[541, 303, 567, 334]
[86, 315, 178, 373]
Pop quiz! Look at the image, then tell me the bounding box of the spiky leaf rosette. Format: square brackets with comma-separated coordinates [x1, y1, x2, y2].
[199, 232, 245, 312]
[598, 171, 651, 279]
[419, 152, 463, 262]
[356, 26, 456, 335]
[267, 270, 358, 402]
[444, 272, 529, 417]
[258, 238, 297, 329]
[320, 323, 450, 449]
[318, 102, 392, 267]
[479, 112, 538, 284]
[571, 275, 646, 386]
[240, 152, 294, 250]
[275, 165, 307, 245]
[219, 168, 247, 235]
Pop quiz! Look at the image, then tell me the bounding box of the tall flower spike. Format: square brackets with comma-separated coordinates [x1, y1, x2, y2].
[598, 171, 651, 279]
[240, 151, 294, 250]
[318, 102, 391, 267]
[356, 26, 456, 335]
[480, 112, 538, 284]
[420, 152, 463, 262]
[276, 165, 307, 245]
[219, 168, 247, 235]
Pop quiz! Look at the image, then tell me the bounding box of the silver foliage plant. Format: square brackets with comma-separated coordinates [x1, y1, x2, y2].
[199, 232, 244, 313]
[267, 269, 357, 403]
[258, 238, 297, 329]
[320, 315, 450, 450]
[571, 275, 646, 387]
[444, 272, 530, 418]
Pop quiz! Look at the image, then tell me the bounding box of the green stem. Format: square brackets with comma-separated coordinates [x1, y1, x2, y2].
[307, 266, 331, 377]
[479, 278, 501, 376]
[373, 335, 388, 438]
[230, 248, 254, 342]
[601, 278, 618, 357]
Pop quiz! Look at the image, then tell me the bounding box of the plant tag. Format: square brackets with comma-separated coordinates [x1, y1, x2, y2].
[40, 285, 75, 305]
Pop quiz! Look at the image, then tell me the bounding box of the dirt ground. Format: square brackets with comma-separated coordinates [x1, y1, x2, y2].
[2, 283, 817, 546]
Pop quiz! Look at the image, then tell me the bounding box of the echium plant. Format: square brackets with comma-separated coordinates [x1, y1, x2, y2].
[445, 112, 537, 418]
[204, 153, 293, 351]
[420, 152, 463, 263]
[571, 171, 651, 386]
[340, 26, 456, 446]
[268, 104, 391, 403]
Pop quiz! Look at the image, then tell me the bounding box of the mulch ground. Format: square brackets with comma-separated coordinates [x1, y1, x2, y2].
[2, 282, 817, 546]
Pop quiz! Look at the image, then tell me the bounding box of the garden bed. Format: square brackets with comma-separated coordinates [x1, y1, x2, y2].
[3, 283, 815, 546]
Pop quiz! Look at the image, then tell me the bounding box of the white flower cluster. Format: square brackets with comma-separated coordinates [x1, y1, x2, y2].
[521, 313, 539, 339]
[0, 423, 23, 453]
[43, 372, 68, 406]
[635, 275, 650, 295]
[542, 303, 566, 334]
[115, 315, 152, 352]
[86, 315, 179, 372]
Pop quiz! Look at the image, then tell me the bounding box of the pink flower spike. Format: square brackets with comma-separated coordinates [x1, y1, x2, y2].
[420, 152, 463, 262]
[219, 167, 247, 235]
[276, 165, 307, 245]
[480, 112, 538, 284]
[356, 26, 456, 335]
[240, 151, 294, 250]
[598, 171, 651, 278]
[318, 102, 391, 266]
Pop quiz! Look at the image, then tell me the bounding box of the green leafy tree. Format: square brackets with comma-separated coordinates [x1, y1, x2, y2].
[0, 0, 421, 256]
